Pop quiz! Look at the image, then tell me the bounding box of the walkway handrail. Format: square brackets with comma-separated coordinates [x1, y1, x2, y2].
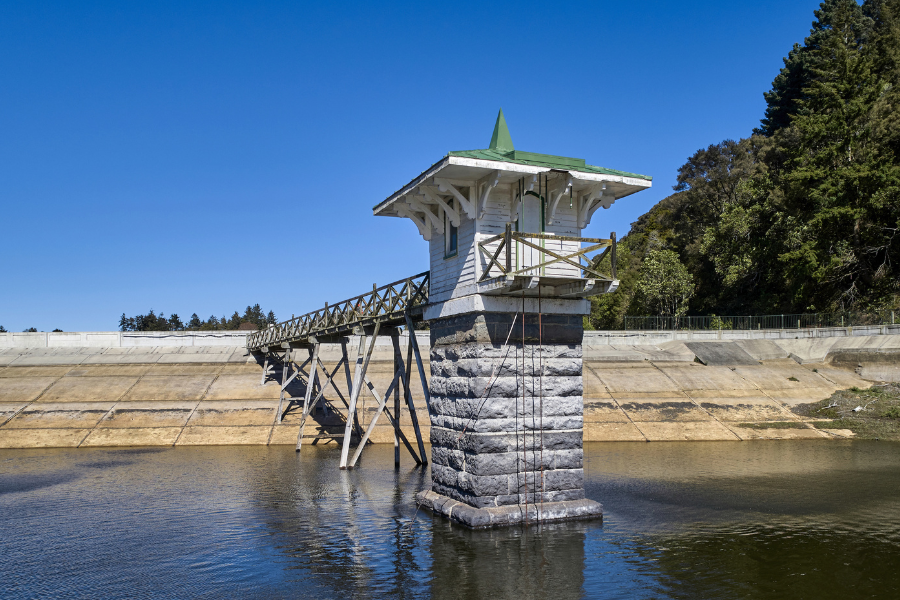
[477, 224, 617, 282]
[246, 272, 429, 351]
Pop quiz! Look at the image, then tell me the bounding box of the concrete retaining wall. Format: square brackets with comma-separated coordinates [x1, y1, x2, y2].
[583, 324, 900, 345]
[1, 332, 899, 449]
[3, 324, 896, 349]
[0, 331, 250, 348]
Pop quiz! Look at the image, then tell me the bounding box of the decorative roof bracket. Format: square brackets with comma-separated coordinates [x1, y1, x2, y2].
[434, 178, 477, 219]
[476, 170, 502, 220]
[546, 173, 574, 225]
[578, 183, 616, 228]
[577, 183, 603, 228]
[421, 186, 459, 227]
[407, 197, 442, 232]
[396, 203, 432, 240]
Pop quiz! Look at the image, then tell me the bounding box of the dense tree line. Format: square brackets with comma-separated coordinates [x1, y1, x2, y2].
[589, 0, 900, 328]
[119, 304, 277, 331]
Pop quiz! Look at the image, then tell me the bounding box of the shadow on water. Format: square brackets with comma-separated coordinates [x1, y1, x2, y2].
[0, 470, 82, 494]
[1, 441, 900, 598]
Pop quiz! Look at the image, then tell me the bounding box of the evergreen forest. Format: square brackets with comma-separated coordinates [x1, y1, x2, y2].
[589, 0, 900, 328]
[119, 304, 276, 331]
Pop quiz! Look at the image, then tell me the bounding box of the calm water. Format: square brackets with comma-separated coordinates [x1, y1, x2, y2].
[2, 441, 899, 599]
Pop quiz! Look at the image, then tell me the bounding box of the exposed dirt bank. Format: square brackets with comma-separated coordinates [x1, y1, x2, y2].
[794, 383, 900, 440]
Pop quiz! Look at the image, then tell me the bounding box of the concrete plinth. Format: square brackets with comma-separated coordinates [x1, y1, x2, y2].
[418, 310, 602, 527]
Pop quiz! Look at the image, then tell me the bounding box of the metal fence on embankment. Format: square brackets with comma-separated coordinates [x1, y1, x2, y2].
[624, 310, 900, 331]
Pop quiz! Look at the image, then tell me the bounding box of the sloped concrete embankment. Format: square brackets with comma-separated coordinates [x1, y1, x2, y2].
[1, 331, 898, 448]
[582, 335, 900, 442]
[0, 342, 430, 450]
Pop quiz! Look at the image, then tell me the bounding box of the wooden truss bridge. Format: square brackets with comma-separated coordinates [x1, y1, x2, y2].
[246, 272, 431, 469]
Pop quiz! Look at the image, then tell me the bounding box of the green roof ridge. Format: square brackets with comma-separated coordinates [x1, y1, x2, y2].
[488, 109, 514, 152]
[447, 148, 652, 181]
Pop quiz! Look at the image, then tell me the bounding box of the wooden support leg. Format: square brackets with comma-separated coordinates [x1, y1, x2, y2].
[339, 323, 380, 469]
[391, 330, 401, 467]
[405, 313, 431, 466]
[402, 325, 428, 466]
[296, 343, 320, 452]
[277, 348, 290, 423]
[360, 374, 421, 465]
[349, 366, 404, 468]
[405, 313, 433, 418]
[278, 360, 303, 421]
[339, 338, 363, 438]
[260, 355, 270, 386]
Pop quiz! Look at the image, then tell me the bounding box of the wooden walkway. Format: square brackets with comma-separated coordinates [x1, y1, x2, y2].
[246, 272, 429, 352]
[246, 272, 431, 470]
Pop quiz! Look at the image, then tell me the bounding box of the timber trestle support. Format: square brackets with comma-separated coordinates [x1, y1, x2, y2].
[253, 316, 429, 470]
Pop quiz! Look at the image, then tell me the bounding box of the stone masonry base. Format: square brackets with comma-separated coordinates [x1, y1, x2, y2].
[424, 310, 601, 525]
[415, 489, 603, 529]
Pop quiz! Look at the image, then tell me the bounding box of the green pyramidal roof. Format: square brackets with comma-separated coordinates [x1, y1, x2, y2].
[489, 109, 514, 152]
[448, 110, 652, 181]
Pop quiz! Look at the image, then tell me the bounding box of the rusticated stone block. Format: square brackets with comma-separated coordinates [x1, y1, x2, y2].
[422, 309, 598, 523]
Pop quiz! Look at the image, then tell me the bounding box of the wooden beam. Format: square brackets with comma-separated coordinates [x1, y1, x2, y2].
[295, 343, 320, 452]
[405, 313, 433, 421]
[357, 373, 422, 466]
[276, 348, 290, 423]
[260, 355, 270, 386]
[339, 322, 380, 469]
[349, 367, 403, 468]
[392, 330, 401, 467]
[401, 327, 427, 465]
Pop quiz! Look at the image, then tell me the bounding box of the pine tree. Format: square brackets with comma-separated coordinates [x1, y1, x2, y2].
[168, 314, 184, 331]
[774, 0, 886, 307]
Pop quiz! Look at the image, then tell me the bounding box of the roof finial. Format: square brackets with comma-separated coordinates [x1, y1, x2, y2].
[488, 108, 514, 153]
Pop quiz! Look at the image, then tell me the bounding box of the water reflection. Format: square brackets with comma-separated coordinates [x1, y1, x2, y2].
[1, 441, 899, 599]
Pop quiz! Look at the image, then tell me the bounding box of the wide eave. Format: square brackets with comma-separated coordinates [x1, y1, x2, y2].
[373, 150, 652, 217]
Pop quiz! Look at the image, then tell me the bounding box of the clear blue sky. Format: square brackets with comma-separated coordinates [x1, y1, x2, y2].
[1, 1, 822, 332]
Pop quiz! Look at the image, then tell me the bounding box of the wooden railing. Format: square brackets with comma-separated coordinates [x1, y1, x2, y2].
[477, 224, 617, 282]
[246, 272, 429, 350]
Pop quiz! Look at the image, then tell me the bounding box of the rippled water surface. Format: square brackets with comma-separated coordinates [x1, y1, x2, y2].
[2, 441, 900, 599]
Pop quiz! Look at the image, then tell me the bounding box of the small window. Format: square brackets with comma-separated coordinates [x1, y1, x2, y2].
[445, 199, 458, 258]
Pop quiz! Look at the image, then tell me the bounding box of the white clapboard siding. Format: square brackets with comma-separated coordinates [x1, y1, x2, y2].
[474, 191, 513, 280]
[473, 193, 587, 279]
[428, 186, 610, 298]
[544, 201, 581, 277]
[429, 212, 477, 304]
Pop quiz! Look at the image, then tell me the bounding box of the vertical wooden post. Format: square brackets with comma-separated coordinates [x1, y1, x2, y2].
[405, 313, 433, 468]
[295, 343, 320, 452]
[402, 322, 428, 466]
[260, 355, 269, 386]
[277, 348, 290, 423]
[391, 329, 401, 467]
[340, 323, 380, 469]
[505, 223, 512, 274]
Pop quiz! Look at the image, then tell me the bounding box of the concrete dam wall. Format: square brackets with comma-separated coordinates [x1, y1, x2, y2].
[1, 329, 898, 449]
